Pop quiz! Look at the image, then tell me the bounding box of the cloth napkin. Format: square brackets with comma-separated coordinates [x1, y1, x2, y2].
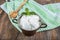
[0, 0, 60, 32]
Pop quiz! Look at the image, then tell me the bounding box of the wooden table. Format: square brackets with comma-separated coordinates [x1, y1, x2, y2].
[0, 0, 60, 40]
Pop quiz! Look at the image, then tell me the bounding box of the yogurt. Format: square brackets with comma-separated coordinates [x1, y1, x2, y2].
[20, 15, 41, 31]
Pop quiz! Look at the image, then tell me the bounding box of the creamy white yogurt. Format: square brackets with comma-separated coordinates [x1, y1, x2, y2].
[20, 15, 41, 31]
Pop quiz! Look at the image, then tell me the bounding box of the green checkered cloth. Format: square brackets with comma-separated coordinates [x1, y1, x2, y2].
[0, 0, 60, 32]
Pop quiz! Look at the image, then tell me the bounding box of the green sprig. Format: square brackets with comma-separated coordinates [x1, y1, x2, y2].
[22, 8, 36, 16]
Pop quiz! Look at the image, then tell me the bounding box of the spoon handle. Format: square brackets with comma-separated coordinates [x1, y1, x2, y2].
[15, 0, 28, 12]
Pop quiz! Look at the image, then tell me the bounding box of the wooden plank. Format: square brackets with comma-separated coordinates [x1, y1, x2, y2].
[17, 28, 60, 40]
[0, 0, 5, 5]
[56, 0, 60, 2]
[35, 0, 55, 4]
[0, 9, 19, 40]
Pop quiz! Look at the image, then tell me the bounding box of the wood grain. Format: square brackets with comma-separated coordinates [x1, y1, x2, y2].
[0, 9, 20, 40]
[0, 0, 60, 40]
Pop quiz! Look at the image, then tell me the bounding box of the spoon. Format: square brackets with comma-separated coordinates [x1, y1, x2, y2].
[10, 0, 28, 18]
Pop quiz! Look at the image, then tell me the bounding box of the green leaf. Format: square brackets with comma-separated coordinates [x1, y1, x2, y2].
[22, 8, 36, 16]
